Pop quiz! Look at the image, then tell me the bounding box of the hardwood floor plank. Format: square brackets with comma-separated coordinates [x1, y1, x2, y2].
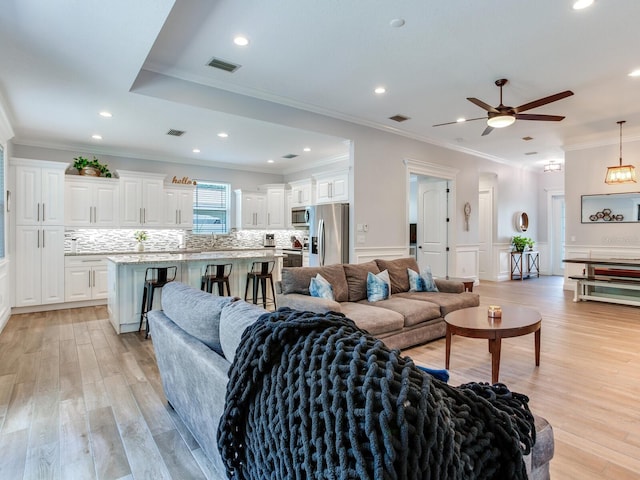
[154, 429, 208, 480]
[94, 346, 123, 380]
[88, 407, 131, 480]
[103, 375, 143, 426]
[0, 373, 16, 421]
[83, 380, 111, 413]
[16, 351, 42, 384]
[60, 396, 96, 480]
[0, 428, 29, 479]
[2, 381, 36, 434]
[59, 360, 83, 402]
[77, 343, 102, 385]
[118, 417, 172, 480]
[129, 381, 175, 436]
[23, 391, 60, 480]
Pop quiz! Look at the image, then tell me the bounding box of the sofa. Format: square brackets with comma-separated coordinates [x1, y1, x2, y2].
[276, 257, 480, 350]
[149, 281, 554, 480]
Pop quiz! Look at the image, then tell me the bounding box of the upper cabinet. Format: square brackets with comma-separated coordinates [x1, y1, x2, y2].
[117, 170, 166, 227]
[235, 190, 267, 229]
[65, 176, 119, 227]
[264, 184, 286, 229]
[13, 159, 66, 226]
[164, 185, 194, 228]
[314, 169, 349, 204]
[289, 179, 314, 208]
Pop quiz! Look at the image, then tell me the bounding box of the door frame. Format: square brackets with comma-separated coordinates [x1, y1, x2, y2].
[546, 189, 565, 276]
[404, 158, 458, 276]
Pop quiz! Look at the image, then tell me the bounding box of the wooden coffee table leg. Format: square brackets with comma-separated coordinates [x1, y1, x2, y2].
[490, 338, 501, 384]
[445, 326, 452, 369]
[535, 326, 541, 366]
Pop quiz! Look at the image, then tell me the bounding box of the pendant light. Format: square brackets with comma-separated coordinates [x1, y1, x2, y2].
[605, 120, 636, 184]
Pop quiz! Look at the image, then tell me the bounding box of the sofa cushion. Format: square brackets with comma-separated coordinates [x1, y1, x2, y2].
[343, 261, 380, 302]
[310, 274, 334, 300]
[161, 281, 236, 355]
[219, 300, 267, 363]
[281, 265, 349, 302]
[396, 291, 480, 316]
[357, 296, 442, 327]
[339, 302, 404, 336]
[375, 257, 420, 294]
[366, 270, 391, 302]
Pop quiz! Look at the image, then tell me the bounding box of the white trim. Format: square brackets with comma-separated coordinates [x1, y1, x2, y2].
[404, 158, 459, 180]
[353, 246, 408, 264]
[9, 157, 69, 169]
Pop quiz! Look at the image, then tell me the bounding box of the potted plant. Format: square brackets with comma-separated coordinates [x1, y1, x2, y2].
[526, 238, 535, 250]
[511, 235, 530, 252]
[73, 156, 112, 177]
[134, 230, 148, 252]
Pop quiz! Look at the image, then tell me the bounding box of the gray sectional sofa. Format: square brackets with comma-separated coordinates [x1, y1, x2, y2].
[276, 257, 480, 350]
[149, 281, 553, 480]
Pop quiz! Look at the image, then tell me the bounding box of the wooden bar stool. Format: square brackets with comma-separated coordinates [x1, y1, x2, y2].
[244, 261, 276, 309]
[139, 266, 177, 338]
[201, 263, 232, 296]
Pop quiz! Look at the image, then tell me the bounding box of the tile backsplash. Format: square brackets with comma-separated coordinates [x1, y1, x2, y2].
[64, 228, 309, 254]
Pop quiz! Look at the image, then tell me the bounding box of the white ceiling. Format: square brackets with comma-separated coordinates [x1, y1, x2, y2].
[2, 0, 640, 173]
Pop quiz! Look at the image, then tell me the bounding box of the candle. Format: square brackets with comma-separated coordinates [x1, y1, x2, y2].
[488, 305, 502, 317]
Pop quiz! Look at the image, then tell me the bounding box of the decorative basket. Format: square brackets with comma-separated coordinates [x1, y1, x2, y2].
[80, 166, 101, 177]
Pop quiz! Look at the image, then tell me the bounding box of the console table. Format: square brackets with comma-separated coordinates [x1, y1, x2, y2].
[510, 250, 539, 281]
[563, 257, 640, 307]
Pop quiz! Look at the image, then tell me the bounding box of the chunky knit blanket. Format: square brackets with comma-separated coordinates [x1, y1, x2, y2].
[218, 309, 535, 480]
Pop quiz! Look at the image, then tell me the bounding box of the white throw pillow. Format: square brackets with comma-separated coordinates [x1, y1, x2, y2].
[309, 273, 334, 300]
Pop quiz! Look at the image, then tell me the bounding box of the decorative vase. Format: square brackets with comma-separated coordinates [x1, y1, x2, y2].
[136, 242, 144, 252]
[79, 166, 101, 177]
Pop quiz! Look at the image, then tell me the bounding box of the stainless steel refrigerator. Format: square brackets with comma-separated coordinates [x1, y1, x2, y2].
[309, 203, 349, 266]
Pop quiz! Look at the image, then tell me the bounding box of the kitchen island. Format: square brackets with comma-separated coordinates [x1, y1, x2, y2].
[107, 250, 282, 334]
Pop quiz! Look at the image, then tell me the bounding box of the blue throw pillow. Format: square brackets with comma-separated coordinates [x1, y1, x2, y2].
[309, 274, 334, 300]
[408, 267, 439, 292]
[416, 365, 450, 383]
[367, 270, 390, 302]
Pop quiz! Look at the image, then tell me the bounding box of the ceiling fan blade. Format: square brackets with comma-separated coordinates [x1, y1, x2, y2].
[481, 125, 494, 136]
[432, 117, 486, 127]
[515, 113, 566, 121]
[515, 90, 574, 113]
[467, 97, 499, 113]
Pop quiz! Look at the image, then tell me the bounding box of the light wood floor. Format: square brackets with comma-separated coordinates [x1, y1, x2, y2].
[0, 276, 638, 479]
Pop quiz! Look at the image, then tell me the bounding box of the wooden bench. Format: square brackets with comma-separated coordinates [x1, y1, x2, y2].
[569, 270, 640, 306]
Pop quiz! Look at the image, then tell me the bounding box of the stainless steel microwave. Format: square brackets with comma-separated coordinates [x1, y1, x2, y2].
[291, 206, 310, 227]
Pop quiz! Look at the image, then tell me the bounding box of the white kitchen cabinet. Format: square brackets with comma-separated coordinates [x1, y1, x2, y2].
[289, 179, 314, 207]
[164, 185, 194, 227]
[13, 159, 66, 226]
[314, 170, 349, 204]
[235, 190, 266, 229]
[65, 176, 119, 227]
[117, 170, 166, 227]
[265, 184, 286, 229]
[65, 256, 109, 302]
[14, 225, 65, 307]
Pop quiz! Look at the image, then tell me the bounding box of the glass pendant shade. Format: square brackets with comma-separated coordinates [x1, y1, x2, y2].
[544, 163, 562, 173]
[605, 121, 637, 184]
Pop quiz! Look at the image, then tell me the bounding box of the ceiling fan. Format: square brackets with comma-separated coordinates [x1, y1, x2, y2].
[433, 79, 574, 136]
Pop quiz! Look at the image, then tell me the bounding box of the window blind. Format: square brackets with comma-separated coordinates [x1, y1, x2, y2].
[192, 181, 230, 234]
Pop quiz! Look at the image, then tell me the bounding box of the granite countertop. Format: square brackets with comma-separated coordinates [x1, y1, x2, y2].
[106, 249, 283, 265]
[66, 247, 281, 257]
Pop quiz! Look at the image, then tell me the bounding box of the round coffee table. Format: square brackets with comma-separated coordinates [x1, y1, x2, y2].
[444, 305, 541, 383]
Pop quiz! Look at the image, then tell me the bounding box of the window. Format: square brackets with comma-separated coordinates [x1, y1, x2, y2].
[192, 181, 230, 234]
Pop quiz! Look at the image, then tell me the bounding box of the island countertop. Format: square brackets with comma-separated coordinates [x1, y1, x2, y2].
[106, 249, 283, 265]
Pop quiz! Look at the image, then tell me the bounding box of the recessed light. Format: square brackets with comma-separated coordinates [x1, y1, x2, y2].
[267, 159, 274, 164]
[233, 36, 249, 47]
[217, 132, 228, 138]
[573, 0, 594, 10]
[303, 147, 311, 152]
[389, 18, 405, 28]
[374, 86, 386, 94]
[192, 148, 201, 153]
[629, 69, 640, 77]
[99, 111, 112, 118]
[91, 134, 102, 140]
[456, 118, 466, 123]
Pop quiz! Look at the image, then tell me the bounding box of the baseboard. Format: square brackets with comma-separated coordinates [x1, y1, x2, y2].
[11, 298, 107, 315]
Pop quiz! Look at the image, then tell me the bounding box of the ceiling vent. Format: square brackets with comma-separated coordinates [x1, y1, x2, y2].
[207, 57, 241, 73]
[282, 154, 298, 159]
[389, 114, 410, 123]
[525, 151, 538, 156]
[167, 129, 185, 137]
[522, 136, 534, 141]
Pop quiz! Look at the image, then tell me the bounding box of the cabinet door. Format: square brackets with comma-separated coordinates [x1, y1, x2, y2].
[120, 177, 143, 227]
[65, 267, 92, 302]
[241, 193, 265, 228]
[330, 172, 349, 202]
[163, 188, 179, 226]
[65, 182, 93, 226]
[315, 178, 332, 204]
[14, 226, 41, 306]
[142, 179, 165, 226]
[15, 166, 41, 225]
[266, 188, 285, 228]
[94, 183, 119, 227]
[177, 189, 194, 227]
[254, 195, 267, 228]
[92, 265, 109, 299]
[40, 168, 65, 225]
[41, 226, 65, 304]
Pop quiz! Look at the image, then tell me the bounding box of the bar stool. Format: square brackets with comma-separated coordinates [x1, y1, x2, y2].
[139, 266, 177, 338]
[244, 261, 277, 309]
[200, 263, 232, 296]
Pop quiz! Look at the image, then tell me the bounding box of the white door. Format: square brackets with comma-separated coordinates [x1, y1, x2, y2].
[120, 177, 143, 227]
[418, 180, 448, 277]
[92, 266, 110, 300]
[94, 183, 119, 227]
[15, 166, 41, 225]
[65, 182, 93, 225]
[267, 188, 285, 228]
[65, 267, 92, 302]
[478, 189, 493, 280]
[551, 195, 566, 275]
[40, 168, 65, 225]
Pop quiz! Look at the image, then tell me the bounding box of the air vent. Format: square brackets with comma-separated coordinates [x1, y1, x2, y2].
[207, 57, 241, 73]
[525, 151, 538, 156]
[167, 129, 185, 137]
[282, 154, 298, 159]
[389, 114, 411, 123]
[522, 136, 534, 141]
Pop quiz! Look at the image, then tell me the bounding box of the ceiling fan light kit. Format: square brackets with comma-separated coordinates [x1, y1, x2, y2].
[605, 121, 637, 184]
[487, 114, 516, 129]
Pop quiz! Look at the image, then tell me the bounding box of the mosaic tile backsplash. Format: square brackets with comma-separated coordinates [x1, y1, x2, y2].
[64, 228, 309, 254]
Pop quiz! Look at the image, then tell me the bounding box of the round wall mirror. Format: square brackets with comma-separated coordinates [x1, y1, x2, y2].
[516, 212, 529, 232]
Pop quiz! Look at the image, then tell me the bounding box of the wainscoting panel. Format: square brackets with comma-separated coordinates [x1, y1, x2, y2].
[454, 245, 478, 281]
[353, 247, 409, 264]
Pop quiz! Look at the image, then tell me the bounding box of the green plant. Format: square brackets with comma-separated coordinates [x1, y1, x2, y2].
[73, 155, 112, 177]
[512, 235, 532, 251]
[133, 230, 148, 242]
